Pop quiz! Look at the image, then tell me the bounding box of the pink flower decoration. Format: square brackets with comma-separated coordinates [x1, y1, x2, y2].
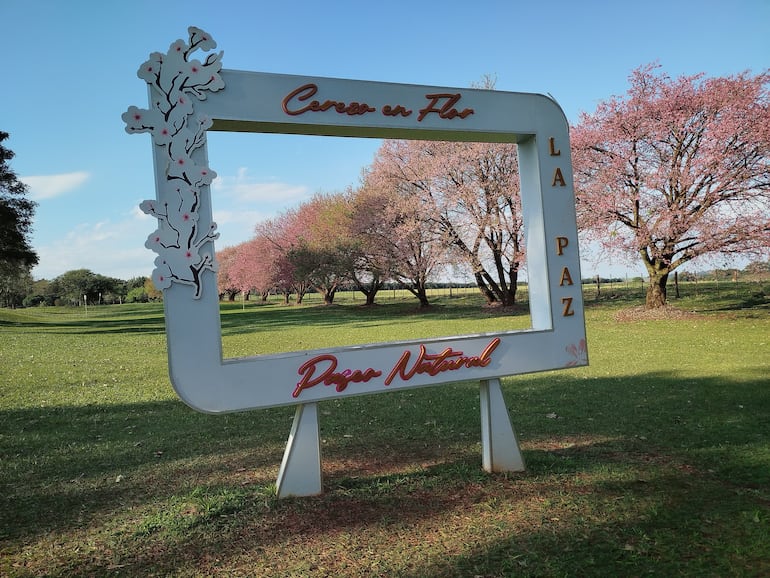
[565, 339, 588, 367]
[125, 27, 222, 300]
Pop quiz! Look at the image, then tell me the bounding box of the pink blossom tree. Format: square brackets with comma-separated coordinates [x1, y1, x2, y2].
[215, 244, 240, 300]
[348, 185, 393, 305]
[572, 64, 770, 308]
[286, 192, 358, 305]
[368, 138, 524, 306]
[255, 215, 305, 304]
[229, 235, 283, 301]
[425, 140, 523, 306]
[360, 166, 446, 308]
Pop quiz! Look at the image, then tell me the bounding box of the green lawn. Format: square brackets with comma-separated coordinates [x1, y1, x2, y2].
[1, 284, 768, 577]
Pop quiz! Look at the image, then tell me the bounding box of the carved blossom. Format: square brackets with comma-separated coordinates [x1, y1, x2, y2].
[565, 339, 588, 367]
[122, 26, 224, 298]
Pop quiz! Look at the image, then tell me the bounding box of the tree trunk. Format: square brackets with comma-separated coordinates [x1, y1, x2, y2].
[416, 288, 431, 308]
[645, 271, 669, 309]
[500, 267, 518, 307]
[355, 286, 379, 305]
[408, 284, 431, 308]
[352, 272, 383, 306]
[474, 271, 497, 304]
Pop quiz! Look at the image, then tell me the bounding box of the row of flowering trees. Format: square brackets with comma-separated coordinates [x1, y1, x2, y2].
[218, 136, 526, 308]
[218, 65, 770, 309]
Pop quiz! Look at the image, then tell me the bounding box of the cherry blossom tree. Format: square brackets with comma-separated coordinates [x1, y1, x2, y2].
[359, 168, 445, 308]
[368, 138, 524, 306]
[286, 193, 358, 305]
[348, 186, 392, 305]
[227, 235, 282, 302]
[426, 140, 523, 306]
[572, 64, 770, 308]
[215, 245, 240, 300]
[255, 215, 305, 304]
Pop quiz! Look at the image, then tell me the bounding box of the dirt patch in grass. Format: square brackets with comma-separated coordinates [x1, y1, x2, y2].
[614, 305, 704, 322]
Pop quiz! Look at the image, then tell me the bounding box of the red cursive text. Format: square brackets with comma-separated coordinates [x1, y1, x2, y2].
[281, 84, 476, 124]
[282, 83, 376, 117]
[384, 338, 500, 386]
[382, 104, 413, 117]
[417, 93, 474, 122]
[293, 354, 382, 398]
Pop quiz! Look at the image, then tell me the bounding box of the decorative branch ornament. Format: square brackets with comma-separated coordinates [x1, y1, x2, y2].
[122, 27, 224, 298]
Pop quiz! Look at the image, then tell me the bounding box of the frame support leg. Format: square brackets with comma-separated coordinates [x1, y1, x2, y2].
[480, 378, 525, 472]
[276, 402, 322, 498]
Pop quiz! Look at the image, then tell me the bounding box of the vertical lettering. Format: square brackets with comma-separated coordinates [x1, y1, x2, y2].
[552, 167, 566, 187]
[549, 137, 561, 156]
[559, 267, 574, 286]
[561, 297, 575, 317]
[556, 236, 569, 255]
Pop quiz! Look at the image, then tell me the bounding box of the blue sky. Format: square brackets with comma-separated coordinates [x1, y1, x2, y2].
[3, 0, 769, 281]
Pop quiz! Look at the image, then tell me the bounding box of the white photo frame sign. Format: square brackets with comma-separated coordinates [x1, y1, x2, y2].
[124, 27, 587, 416]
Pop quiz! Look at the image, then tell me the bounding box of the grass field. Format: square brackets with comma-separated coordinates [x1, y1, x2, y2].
[1, 282, 769, 577]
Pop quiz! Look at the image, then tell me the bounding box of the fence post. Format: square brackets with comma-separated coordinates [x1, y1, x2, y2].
[675, 271, 680, 299]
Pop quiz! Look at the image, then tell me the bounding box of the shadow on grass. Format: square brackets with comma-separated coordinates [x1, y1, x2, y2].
[397, 462, 770, 577]
[0, 399, 294, 542]
[0, 299, 531, 338]
[0, 305, 168, 335]
[1, 370, 768, 576]
[218, 299, 530, 337]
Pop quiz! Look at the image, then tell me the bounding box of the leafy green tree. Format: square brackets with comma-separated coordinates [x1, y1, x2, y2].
[22, 278, 57, 307]
[1, 131, 38, 305]
[126, 286, 148, 303]
[143, 277, 162, 301]
[55, 269, 102, 305]
[1, 268, 33, 308]
[744, 260, 770, 280]
[126, 276, 147, 290]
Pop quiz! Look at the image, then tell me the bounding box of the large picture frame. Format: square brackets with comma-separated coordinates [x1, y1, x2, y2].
[124, 27, 587, 496]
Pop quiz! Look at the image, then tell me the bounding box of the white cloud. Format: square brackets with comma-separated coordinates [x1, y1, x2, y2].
[212, 167, 309, 204]
[212, 209, 273, 247]
[22, 171, 90, 200]
[208, 167, 314, 247]
[32, 212, 156, 280]
[30, 169, 312, 280]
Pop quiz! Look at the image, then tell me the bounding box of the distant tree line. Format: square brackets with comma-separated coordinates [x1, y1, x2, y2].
[1, 269, 161, 308]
